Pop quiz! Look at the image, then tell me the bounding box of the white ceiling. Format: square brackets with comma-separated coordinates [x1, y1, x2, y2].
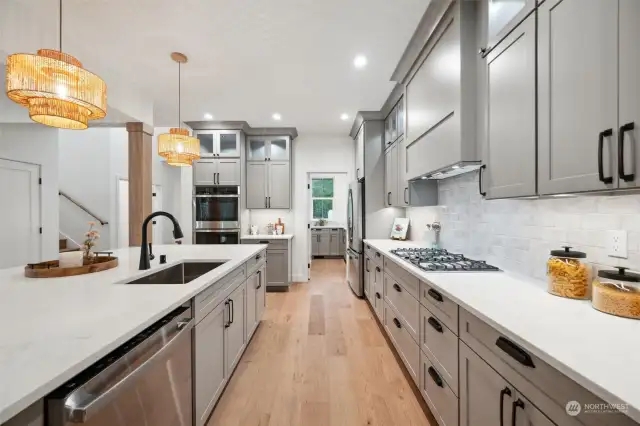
[2, 0, 429, 134]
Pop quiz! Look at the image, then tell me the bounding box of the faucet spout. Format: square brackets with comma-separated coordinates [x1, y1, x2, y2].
[139, 211, 183, 270]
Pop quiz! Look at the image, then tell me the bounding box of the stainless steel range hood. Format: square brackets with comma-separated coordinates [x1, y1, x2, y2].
[411, 161, 482, 181]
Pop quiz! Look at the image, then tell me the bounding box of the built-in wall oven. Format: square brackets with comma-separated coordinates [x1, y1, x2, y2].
[193, 186, 240, 244]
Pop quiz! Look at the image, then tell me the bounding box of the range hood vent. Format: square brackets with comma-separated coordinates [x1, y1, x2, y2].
[412, 161, 481, 181]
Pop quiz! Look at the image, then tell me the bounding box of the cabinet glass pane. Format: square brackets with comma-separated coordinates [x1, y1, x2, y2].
[269, 139, 288, 160]
[197, 133, 215, 156]
[313, 200, 333, 219]
[248, 139, 267, 161]
[488, 0, 527, 42]
[219, 133, 238, 156]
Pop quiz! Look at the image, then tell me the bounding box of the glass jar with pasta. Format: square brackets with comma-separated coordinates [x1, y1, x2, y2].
[592, 267, 640, 319]
[547, 246, 591, 300]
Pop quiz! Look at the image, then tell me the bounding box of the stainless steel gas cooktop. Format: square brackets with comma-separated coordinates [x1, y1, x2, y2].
[390, 248, 501, 272]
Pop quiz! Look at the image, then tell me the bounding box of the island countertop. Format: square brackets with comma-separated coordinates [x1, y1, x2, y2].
[364, 239, 640, 423]
[240, 234, 294, 240]
[0, 243, 265, 424]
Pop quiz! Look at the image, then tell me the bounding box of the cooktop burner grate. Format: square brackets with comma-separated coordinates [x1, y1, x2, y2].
[390, 248, 501, 272]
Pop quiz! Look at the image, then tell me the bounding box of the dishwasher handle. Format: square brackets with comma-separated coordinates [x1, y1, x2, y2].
[64, 316, 194, 423]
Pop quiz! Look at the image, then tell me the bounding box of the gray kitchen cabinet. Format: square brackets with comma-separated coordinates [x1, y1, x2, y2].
[385, 100, 404, 148]
[397, 136, 409, 206]
[618, 0, 640, 190]
[246, 162, 268, 208]
[266, 249, 288, 287]
[372, 263, 384, 320]
[329, 229, 339, 255]
[267, 162, 291, 209]
[355, 127, 365, 180]
[318, 233, 330, 256]
[256, 264, 266, 324]
[195, 301, 227, 426]
[194, 159, 240, 186]
[384, 142, 398, 207]
[195, 130, 241, 158]
[513, 392, 556, 426]
[364, 256, 371, 300]
[196, 131, 216, 157]
[538, 0, 618, 194]
[484, 0, 535, 53]
[459, 342, 513, 426]
[246, 264, 266, 340]
[311, 231, 320, 256]
[225, 283, 246, 376]
[247, 136, 290, 161]
[483, 13, 536, 199]
[339, 228, 346, 256]
[397, 97, 405, 139]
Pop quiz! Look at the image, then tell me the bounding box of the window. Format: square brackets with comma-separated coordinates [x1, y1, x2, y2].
[311, 178, 334, 219]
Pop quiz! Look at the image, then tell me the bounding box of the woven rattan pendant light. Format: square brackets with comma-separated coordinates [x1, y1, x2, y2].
[5, 0, 107, 130]
[158, 53, 200, 167]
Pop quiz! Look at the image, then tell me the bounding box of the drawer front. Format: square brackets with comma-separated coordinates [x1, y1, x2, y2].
[384, 273, 419, 343]
[459, 309, 637, 426]
[384, 257, 419, 299]
[195, 266, 246, 323]
[421, 305, 459, 395]
[420, 281, 459, 334]
[241, 239, 288, 249]
[384, 301, 420, 384]
[245, 249, 267, 275]
[365, 243, 384, 267]
[421, 351, 459, 426]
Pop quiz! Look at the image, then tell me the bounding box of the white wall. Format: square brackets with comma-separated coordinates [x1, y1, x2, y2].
[407, 171, 640, 281]
[0, 124, 59, 261]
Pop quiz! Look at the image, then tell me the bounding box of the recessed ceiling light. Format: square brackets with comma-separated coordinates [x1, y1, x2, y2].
[204, 113, 213, 120]
[340, 113, 349, 121]
[272, 113, 282, 121]
[353, 55, 368, 69]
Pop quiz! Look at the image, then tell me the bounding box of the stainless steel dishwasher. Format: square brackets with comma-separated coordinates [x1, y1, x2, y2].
[46, 305, 194, 426]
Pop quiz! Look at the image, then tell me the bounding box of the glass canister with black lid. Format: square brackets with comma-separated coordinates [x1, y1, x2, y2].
[547, 246, 591, 299]
[592, 267, 640, 319]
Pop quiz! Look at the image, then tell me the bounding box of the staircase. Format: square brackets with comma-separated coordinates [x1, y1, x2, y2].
[59, 238, 81, 253]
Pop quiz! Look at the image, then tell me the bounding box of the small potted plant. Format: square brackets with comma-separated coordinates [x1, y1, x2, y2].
[83, 222, 100, 262]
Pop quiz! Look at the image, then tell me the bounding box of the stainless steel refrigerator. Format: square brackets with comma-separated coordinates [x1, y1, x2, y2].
[346, 179, 364, 296]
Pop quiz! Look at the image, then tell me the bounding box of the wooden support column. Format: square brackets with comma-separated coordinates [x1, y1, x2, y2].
[126, 122, 154, 246]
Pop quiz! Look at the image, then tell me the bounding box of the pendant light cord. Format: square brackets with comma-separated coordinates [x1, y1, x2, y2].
[59, 0, 63, 51]
[178, 62, 181, 128]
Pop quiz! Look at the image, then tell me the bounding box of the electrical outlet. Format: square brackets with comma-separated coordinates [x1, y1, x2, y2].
[607, 230, 628, 259]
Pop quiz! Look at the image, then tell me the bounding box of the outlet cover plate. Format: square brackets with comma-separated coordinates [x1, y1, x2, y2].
[608, 230, 628, 259]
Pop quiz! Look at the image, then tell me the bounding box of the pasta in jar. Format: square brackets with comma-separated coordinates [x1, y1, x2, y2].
[547, 246, 591, 300]
[592, 267, 640, 319]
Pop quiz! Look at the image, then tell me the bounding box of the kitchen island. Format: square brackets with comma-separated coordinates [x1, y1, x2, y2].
[0, 244, 266, 425]
[363, 239, 640, 426]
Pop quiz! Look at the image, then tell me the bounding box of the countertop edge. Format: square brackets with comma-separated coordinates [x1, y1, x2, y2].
[363, 239, 640, 423]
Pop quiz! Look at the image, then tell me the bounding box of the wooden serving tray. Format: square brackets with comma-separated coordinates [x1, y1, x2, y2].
[25, 256, 119, 278]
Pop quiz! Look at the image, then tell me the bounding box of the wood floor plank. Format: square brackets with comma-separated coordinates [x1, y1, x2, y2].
[207, 259, 435, 426]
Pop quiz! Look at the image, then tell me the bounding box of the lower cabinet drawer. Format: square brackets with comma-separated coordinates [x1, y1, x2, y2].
[421, 351, 459, 426]
[384, 301, 419, 384]
[421, 305, 459, 395]
[420, 280, 459, 334]
[245, 249, 266, 275]
[195, 266, 245, 323]
[384, 273, 419, 343]
[384, 257, 420, 299]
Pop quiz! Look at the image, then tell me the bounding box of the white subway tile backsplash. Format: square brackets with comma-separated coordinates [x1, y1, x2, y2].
[407, 170, 640, 279]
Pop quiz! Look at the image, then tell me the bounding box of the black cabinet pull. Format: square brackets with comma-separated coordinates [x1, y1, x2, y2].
[375, 252, 381, 258]
[499, 387, 512, 426]
[427, 366, 444, 388]
[259, 240, 269, 244]
[496, 337, 535, 368]
[375, 292, 381, 299]
[392, 318, 401, 328]
[265, 196, 267, 208]
[393, 283, 402, 292]
[365, 258, 370, 273]
[268, 196, 271, 208]
[387, 192, 392, 206]
[427, 288, 443, 302]
[598, 128, 614, 183]
[427, 316, 443, 333]
[356, 168, 360, 179]
[511, 398, 524, 426]
[404, 187, 408, 204]
[255, 254, 262, 260]
[619, 122, 635, 182]
[376, 266, 381, 272]
[479, 164, 487, 196]
[224, 301, 231, 328]
[229, 299, 234, 324]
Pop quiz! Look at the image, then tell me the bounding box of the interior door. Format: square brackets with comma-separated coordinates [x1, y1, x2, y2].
[267, 162, 290, 209]
[246, 162, 268, 209]
[537, 0, 618, 194]
[193, 160, 216, 186]
[0, 159, 40, 268]
[217, 159, 240, 186]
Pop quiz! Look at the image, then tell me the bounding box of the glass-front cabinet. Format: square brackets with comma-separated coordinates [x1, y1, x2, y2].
[247, 136, 290, 161]
[485, 0, 535, 51]
[194, 130, 240, 158]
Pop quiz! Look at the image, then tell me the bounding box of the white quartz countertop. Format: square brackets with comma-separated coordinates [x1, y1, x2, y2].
[364, 239, 640, 423]
[0, 244, 265, 423]
[240, 234, 294, 240]
[311, 225, 346, 229]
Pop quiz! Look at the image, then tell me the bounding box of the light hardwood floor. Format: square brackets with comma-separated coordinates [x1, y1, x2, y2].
[208, 259, 436, 426]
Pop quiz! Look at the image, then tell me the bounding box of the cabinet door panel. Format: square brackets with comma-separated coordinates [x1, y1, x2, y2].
[364, 256, 371, 299]
[247, 138, 267, 161]
[218, 131, 240, 157]
[619, 0, 640, 189]
[256, 265, 266, 321]
[460, 342, 514, 426]
[193, 160, 216, 186]
[226, 283, 246, 375]
[318, 234, 330, 256]
[195, 302, 227, 426]
[268, 138, 290, 161]
[514, 392, 556, 426]
[196, 132, 215, 157]
[246, 163, 267, 209]
[356, 129, 365, 180]
[485, 14, 536, 199]
[246, 272, 257, 340]
[266, 250, 288, 286]
[398, 136, 409, 206]
[538, 0, 618, 194]
[268, 162, 290, 209]
[329, 232, 339, 255]
[384, 146, 393, 207]
[217, 159, 240, 186]
[397, 98, 405, 138]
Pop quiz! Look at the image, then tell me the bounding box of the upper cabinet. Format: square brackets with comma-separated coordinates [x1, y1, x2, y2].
[355, 127, 365, 180]
[384, 97, 405, 149]
[405, 1, 479, 181]
[195, 130, 241, 158]
[485, 0, 535, 52]
[247, 136, 291, 162]
[482, 13, 536, 199]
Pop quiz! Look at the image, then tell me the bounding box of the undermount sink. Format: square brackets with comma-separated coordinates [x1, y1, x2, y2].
[126, 262, 225, 285]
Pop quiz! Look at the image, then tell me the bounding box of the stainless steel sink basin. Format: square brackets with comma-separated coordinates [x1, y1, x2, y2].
[126, 262, 225, 284]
